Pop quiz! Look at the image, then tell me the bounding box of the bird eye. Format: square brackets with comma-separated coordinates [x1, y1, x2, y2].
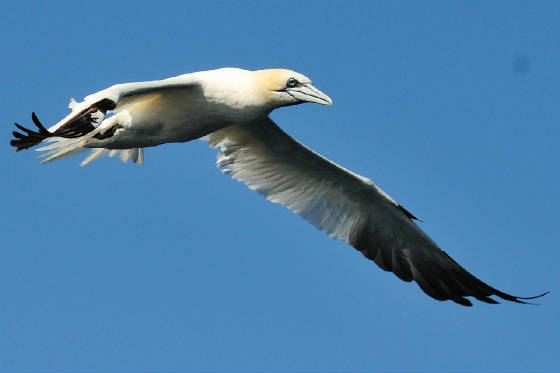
[286, 77, 299, 88]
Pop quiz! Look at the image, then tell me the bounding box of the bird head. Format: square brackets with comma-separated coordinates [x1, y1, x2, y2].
[254, 69, 332, 109]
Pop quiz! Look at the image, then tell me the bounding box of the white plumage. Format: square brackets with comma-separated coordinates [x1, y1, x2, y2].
[10, 67, 546, 306]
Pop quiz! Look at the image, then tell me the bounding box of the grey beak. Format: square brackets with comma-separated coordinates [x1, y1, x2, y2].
[286, 84, 332, 105]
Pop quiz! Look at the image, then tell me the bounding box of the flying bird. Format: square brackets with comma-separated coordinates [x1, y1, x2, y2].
[10, 68, 547, 306]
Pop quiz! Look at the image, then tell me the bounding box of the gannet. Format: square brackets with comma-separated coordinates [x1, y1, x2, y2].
[10, 67, 547, 306]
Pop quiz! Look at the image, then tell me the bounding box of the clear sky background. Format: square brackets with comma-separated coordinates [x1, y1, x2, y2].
[1, 1, 558, 371]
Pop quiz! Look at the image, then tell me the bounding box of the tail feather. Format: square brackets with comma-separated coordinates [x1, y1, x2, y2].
[34, 133, 144, 166]
[37, 137, 89, 163]
[80, 148, 110, 166]
[81, 148, 144, 166]
[118, 148, 144, 164]
[36, 123, 107, 163]
[120, 149, 133, 163]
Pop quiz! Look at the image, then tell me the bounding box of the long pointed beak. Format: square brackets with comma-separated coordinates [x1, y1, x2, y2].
[286, 84, 332, 105]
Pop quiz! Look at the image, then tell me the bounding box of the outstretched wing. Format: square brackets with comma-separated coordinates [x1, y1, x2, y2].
[205, 118, 547, 306]
[10, 73, 201, 152]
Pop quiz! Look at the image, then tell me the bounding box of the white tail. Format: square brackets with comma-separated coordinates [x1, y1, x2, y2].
[36, 136, 144, 166]
[80, 148, 144, 166]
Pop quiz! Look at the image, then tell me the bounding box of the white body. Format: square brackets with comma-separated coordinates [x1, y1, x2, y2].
[50, 68, 274, 152]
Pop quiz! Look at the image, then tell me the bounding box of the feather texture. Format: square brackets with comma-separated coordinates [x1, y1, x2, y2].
[205, 119, 547, 306]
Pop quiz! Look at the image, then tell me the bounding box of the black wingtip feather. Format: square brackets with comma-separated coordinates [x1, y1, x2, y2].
[453, 297, 473, 306]
[31, 112, 50, 133]
[10, 113, 53, 152]
[505, 291, 550, 306]
[350, 215, 549, 306]
[10, 98, 118, 153]
[518, 290, 550, 300]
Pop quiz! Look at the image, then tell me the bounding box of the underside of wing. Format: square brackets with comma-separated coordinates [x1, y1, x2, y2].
[205, 118, 547, 306]
[204, 118, 372, 241]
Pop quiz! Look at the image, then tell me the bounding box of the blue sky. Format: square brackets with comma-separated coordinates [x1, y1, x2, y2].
[1, 1, 558, 371]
